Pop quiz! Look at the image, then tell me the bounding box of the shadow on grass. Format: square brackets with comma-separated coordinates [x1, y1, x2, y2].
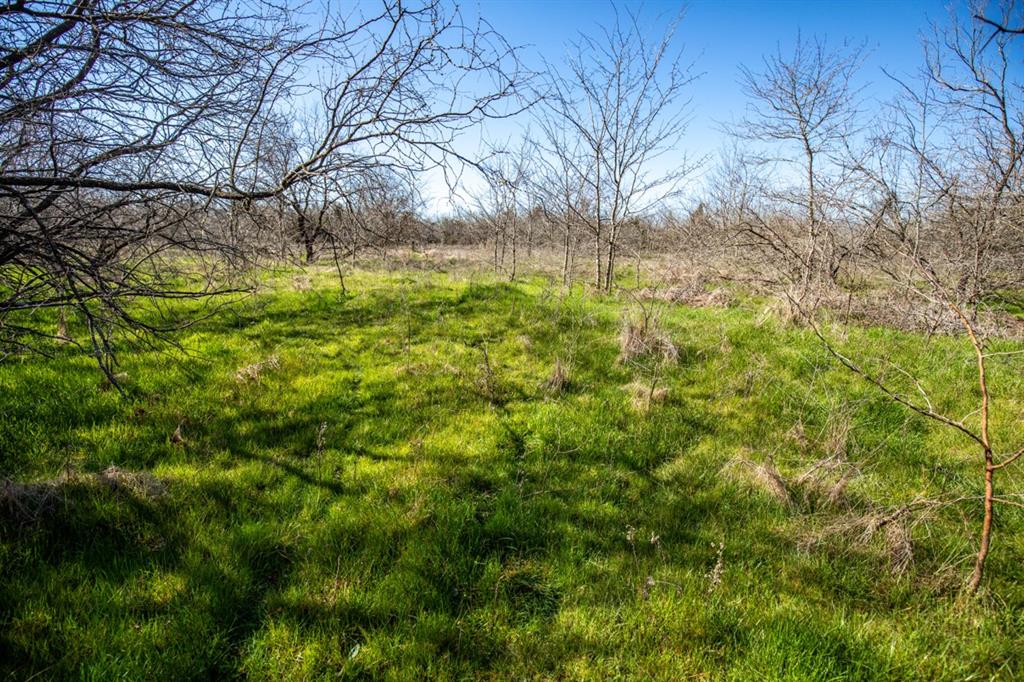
[2, 275, 1014, 679]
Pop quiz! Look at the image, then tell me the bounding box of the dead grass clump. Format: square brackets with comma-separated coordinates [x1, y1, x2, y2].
[823, 413, 851, 460]
[543, 357, 571, 395]
[791, 453, 856, 510]
[731, 418, 859, 512]
[823, 467, 855, 508]
[618, 310, 678, 364]
[637, 274, 734, 309]
[800, 502, 931, 576]
[729, 415, 928, 577]
[1, 479, 60, 523]
[97, 465, 167, 498]
[702, 287, 733, 307]
[235, 354, 280, 383]
[886, 518, 914, 576]
[786, 410, 858, 509]
[729, 453, 792, 507]
[750, 456, 792, 507]
[2, 467, 168, 525]
[626, 381, 669, 413]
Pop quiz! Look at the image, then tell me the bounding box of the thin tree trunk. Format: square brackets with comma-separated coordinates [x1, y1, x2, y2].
[561, 222, 571, 285]
[959, 305, 993, 594]
[604, 239, 612, 291]
[493, 228, 500, 273]
[968, 454, 994, 593]
[510, 218, 518, 282]
[967, 321, 994, 593]
[802, 144, 817, 296]
[595, 153, 603, 288]
[604, 217, 620, 291]
[568, 231, 578, 287]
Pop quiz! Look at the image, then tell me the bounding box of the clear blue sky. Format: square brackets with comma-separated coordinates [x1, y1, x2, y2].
[430, 0, 954, 211]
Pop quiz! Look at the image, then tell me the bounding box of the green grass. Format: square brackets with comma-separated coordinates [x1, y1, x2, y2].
[1, 268, 1022, 680]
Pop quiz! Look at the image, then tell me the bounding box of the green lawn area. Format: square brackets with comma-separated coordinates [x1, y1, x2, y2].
[1, 269, 1022, 680]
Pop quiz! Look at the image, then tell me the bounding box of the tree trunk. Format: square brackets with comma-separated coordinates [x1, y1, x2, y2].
[509, 218, 518, 282]
[493, 228, 500, 272]
[802, 144, 818, 293]
[298, 214, 316, 263]
[604, 222, 618, 291]
[595, 153, 603, 288]
[968, 454, 994, 593]
[604, 237, 615, 291]
[561, 222, 572, 285]
[966, 317, 993, 594]
[568, 231, 578, 287]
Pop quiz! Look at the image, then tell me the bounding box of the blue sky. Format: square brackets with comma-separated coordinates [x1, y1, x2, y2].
[428, 0, 955, 211]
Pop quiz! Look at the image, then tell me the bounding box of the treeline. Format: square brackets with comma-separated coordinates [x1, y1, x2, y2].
[2, 0, 1022, 358]
[291, 0, 1023, 312]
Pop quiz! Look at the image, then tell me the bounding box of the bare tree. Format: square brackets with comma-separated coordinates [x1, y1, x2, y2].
[545, 7, 699, 291]
[736, 34, 866, 298]
[807, 1, 1024, 593]
[0, 0, 528, 381]
[473, 141, 531, 281]
[532, 115, 592, 285]
[919, 2, 1024, 306]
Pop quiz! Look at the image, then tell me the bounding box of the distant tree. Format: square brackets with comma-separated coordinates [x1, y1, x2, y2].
[545, 7, 699, 290]
[736, 34, 866, 299]
[531, 117, 591, 285]
[474, 142, 531, 281]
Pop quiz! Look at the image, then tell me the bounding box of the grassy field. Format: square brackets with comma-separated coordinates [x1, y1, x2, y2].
[1, 266, 1022, 680]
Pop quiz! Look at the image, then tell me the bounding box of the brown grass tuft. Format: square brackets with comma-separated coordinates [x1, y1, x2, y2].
[886, 518, 914, 576]
[618, 310, 678, 364]
[235, 354, 280, 383]
[2, 467, 168, 524]
[543, 357, 571, 395]
[800, 502, 927, 576]
[626, 381, 669, 412]
[730, 453, 792, 507]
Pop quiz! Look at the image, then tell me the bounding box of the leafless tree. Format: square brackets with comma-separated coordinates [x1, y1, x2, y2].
[531, 115, 592, 285]
[807, 0, 1024, 593]
[473, 141, 532, 281]
[545, 7, 699, 290]
[0, 0, 528, 382]
[735, 34, 866, 299]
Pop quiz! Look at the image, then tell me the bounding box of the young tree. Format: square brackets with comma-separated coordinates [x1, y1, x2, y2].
[810, 1, 1023, 593]
[532, 117, 591, 285]
[545, 7, 699, 290]
[474, 142, 531, 281]
[736, 34, 866, 298]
